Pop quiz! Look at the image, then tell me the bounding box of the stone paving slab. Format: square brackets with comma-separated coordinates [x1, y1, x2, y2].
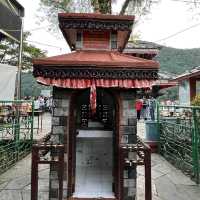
[137, 122, 200, 200]
[137, 153, 200, 200]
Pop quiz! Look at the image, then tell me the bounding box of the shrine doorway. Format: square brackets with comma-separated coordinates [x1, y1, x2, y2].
[68, 88, 119, 199]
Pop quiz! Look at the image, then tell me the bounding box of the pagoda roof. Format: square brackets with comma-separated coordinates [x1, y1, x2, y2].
[58, 13, 134, 51]
[33, 50, 159, 69]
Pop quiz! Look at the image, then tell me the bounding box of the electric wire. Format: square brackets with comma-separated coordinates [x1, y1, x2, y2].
[26, 39, 64, 50]
[154, 22, 200, 43]
[170, 0, 200, 3]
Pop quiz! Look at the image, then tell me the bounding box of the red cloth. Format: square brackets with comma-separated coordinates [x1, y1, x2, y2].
[90, 81, 97, 116]
[135, 100, 143, 111]
[36, 77, 156, 114]
[36, 77, 156, 89]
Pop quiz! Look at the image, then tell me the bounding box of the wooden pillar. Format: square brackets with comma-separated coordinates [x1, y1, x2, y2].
[189, 78, 196, 103]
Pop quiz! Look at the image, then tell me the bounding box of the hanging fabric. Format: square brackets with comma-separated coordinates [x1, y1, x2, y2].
[36, 76, 156, 114]
[90, 80, 97, 115]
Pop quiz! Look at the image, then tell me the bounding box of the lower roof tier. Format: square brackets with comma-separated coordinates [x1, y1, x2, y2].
[33, 50, 159, 80]
[33, 50, 159, 68]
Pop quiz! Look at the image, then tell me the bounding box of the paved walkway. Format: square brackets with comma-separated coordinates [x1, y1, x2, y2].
[0, 112, 51, 200]
[0, 119, 199, 200]
[33, 112, 51, 140]
[137, 121, 200, 200]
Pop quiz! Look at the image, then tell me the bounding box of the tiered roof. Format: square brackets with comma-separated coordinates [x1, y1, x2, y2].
[33, 13, 160, 83]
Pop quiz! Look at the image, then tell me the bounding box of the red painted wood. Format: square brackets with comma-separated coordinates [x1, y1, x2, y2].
[83, 31, 110, 49]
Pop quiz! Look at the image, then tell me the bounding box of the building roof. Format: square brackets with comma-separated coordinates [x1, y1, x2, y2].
[152, 80, 178, 89]
[125, 40, 162, 50]
[0, 0, 24, 42]
[58, 13, 134, 51]
[33, 50, 159, 69]
[124, 40, 161, 59]
[172, 67, 200, 81]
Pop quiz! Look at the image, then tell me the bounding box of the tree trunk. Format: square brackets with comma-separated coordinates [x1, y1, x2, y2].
[120, 0, 132, 15]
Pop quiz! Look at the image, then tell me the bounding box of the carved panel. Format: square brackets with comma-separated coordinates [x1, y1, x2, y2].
[59, 19, 133, 31]
[33, 66, 158, 80]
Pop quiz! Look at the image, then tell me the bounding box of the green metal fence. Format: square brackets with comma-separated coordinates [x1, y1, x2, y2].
[157, 104, 200, 184]
[0, 100, 34, 174]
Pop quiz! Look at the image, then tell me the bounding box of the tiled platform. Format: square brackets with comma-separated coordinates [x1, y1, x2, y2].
[0, 119, 200, 200]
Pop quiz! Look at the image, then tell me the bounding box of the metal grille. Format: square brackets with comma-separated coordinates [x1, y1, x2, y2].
[157, 104, 200, 183]
[0, 100, 34, 174]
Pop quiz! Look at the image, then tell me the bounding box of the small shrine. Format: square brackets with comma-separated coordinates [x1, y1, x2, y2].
[33, 13, 159, 200]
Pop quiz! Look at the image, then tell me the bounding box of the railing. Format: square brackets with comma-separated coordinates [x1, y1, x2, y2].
[157, 104, 200, 183]
[0, 100, 34, 174]
[121, 138, 152, 200]
[31, 143, 64, 200]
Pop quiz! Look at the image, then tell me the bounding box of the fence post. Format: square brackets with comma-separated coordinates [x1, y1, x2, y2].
[156, 102, 160, 153]
[192, 108, 199, 184]
[31, 145, 39, 200]
[14, 101, 20, 161]
[31, 101, 34, 144]
[144, 147, 152, 200]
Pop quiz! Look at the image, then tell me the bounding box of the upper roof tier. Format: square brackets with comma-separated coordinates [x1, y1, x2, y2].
[58, 13, 135, 52]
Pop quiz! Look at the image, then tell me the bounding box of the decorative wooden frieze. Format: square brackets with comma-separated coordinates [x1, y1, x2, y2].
[59, 19, 133, 31]
[33, 66, 158, 80]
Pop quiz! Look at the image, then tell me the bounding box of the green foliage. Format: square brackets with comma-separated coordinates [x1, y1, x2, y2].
[0, 32, 46, 70]
[154, 45, 200, 101]
[120, 0, 153, 15]
[91, 0, 111, 14]
[191, 95, 200, 106]
[158, 87, 179, 101]
[156, 46, 200, 74]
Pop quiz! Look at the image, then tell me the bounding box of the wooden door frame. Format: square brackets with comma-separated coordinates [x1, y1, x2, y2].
[67, 89, 122, 200]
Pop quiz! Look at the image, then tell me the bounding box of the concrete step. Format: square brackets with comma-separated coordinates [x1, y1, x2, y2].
[88, 121, 104, 128]
[77, 130, 113, 138]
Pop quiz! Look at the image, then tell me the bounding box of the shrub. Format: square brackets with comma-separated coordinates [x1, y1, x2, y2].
[191, 95, 200, 106]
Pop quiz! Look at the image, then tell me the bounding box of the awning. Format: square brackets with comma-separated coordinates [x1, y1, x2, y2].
[37, 76, 156, 114]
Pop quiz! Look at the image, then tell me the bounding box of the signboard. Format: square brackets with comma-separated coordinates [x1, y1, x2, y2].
[179, 80, 190, 105]
[0, 0, 24, 42]
[0, 63, 17, 100]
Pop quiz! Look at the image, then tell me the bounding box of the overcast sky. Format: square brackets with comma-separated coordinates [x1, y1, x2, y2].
[18, 0, 200, 56]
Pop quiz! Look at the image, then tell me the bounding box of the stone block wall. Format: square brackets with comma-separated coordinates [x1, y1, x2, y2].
[49, 87, 71, 200]
[120, 91, 137, 200]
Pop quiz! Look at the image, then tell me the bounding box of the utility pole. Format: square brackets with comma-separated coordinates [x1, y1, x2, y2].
[16, 18, 24, 100]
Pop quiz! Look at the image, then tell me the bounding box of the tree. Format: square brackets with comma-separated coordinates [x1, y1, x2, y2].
[0, 32, 46, 70]
[120, 0, 153, 15]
